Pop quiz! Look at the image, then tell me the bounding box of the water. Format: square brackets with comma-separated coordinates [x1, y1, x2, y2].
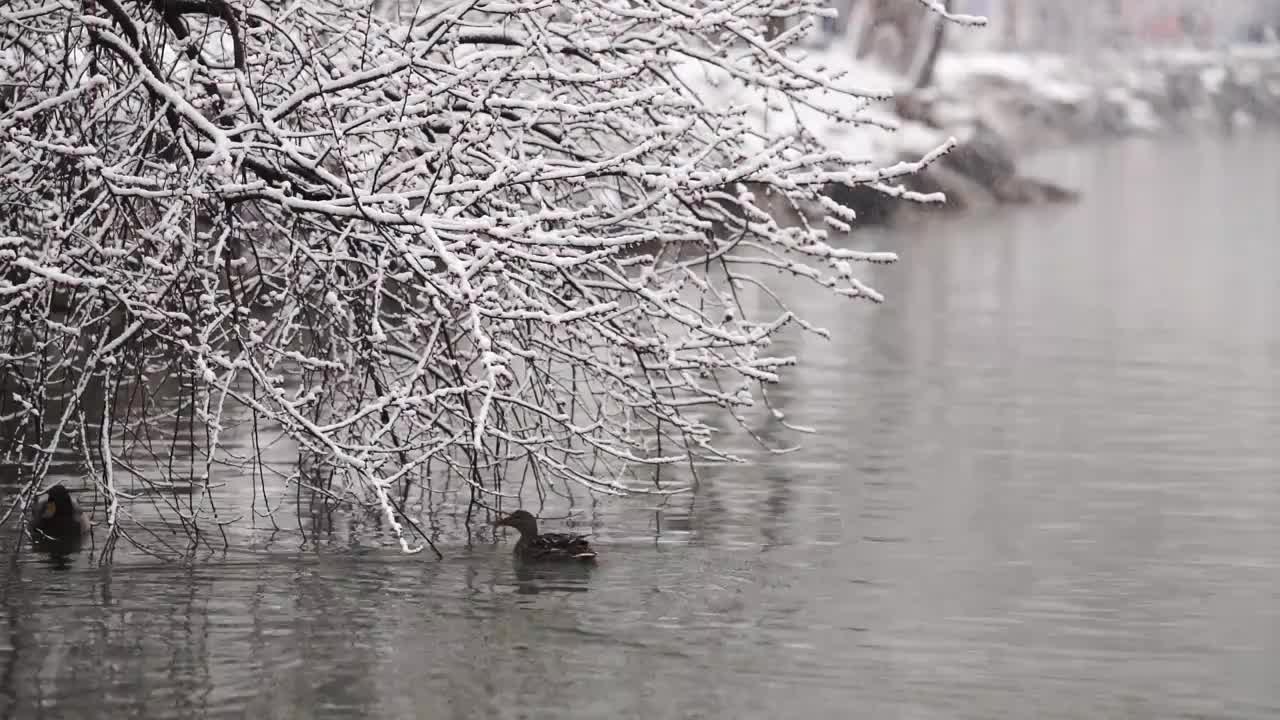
[3, 133, 1280, 718]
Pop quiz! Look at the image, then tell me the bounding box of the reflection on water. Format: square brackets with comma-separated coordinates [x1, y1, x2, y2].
[2, 133, 1280, 718]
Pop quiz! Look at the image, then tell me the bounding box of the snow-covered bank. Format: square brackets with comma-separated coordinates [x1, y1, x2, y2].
[832, 44, 1280, 223]
[934, 45, 1280, 145]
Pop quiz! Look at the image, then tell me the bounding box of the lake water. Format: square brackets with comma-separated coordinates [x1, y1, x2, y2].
[2, 133, 1279, 719]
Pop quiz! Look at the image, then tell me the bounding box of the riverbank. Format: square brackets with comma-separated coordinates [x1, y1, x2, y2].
[836, 44, 1280, 223]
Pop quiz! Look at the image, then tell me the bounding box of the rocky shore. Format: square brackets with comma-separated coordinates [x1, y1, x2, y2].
[838, 44, 1280, 223]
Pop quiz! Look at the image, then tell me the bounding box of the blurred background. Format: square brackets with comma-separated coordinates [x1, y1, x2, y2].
[2, 2, 1278, 719]
[805, 0, 1280, 89]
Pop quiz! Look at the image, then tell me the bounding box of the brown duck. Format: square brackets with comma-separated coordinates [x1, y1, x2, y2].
[493, 510, 597, 562]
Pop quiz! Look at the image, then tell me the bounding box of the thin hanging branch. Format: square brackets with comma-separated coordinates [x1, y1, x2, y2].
[0, 0, 967, 553]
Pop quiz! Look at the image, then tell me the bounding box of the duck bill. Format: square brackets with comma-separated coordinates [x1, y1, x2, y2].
[42, 501, 56, 519]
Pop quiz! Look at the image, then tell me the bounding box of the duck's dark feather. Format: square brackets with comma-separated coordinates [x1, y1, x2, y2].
[31, 514, 90, 541]
[519, 532, 597, 561]
[29, 487, 90, 546]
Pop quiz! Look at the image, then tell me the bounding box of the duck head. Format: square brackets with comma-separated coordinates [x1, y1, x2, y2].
[493, 510, 538, 537]
[40, 485, 77, 519]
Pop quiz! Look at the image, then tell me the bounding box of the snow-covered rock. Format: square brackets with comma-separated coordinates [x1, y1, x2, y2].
[814, 43, 1280, 222]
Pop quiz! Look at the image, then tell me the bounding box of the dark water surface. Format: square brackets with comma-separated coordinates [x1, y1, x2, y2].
[3, 134, 1280, 719]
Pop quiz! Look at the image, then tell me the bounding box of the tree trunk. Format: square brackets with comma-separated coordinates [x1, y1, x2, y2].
[912, 1, 949, 89]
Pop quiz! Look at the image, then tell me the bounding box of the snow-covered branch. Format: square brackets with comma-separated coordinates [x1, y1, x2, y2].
[0, 0, 946, 550]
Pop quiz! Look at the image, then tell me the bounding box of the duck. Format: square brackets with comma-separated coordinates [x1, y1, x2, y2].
[30, 484, 91, 543]
[493, 510, 597, 562]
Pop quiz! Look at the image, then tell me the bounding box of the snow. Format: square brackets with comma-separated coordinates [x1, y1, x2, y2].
[0, 0, 994, 548]
[930, 42, 1280, 140]
[674, 46, 952, 167]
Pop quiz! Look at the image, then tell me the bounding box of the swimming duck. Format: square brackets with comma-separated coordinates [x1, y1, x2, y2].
[30, 484, 90, 542]
[493, 510, 597, 562]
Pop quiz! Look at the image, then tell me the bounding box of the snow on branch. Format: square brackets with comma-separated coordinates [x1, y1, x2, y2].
[0, 0, 946, 552]
[908, 0, 989, 27]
